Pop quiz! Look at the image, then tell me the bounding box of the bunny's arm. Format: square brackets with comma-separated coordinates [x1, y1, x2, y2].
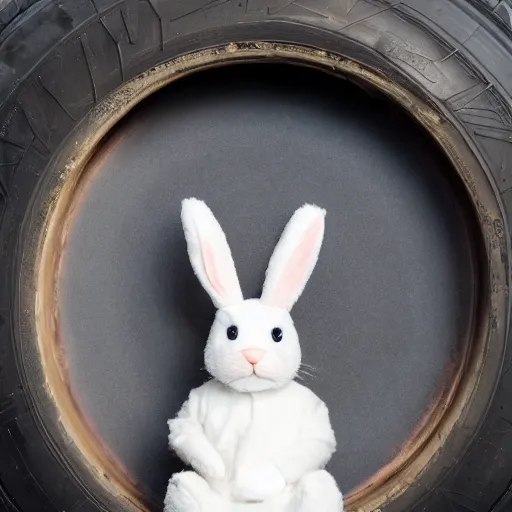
[168, 389, 226, 480]
[271, 400, 336, 484]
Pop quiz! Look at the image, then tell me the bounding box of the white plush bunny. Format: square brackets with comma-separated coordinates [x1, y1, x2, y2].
[164, 199, 343, 512]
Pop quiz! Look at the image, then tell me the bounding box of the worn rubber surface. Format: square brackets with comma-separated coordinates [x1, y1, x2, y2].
[1, 0, 512, 511]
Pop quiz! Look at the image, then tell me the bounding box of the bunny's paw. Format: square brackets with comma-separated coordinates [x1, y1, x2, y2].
[233, 463, 287, 502]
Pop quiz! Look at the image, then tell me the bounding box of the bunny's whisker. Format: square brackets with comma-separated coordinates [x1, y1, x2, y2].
[297, 369, 316, 380]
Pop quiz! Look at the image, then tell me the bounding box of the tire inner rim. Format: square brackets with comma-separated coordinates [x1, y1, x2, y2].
[34, 43, 508, 512]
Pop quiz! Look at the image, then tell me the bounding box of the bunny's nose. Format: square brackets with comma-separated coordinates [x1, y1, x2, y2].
[242, 349, 265, 365]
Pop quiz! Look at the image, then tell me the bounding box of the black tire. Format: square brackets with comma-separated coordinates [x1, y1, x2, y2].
[1, 1, 512, 511]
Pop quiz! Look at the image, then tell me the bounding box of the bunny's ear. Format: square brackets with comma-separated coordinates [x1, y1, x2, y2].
[261, 204, 326, 311]
[181, 198, 243, 309]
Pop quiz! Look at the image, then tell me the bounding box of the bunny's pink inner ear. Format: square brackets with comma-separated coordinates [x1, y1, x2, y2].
[201, 236, 241, 304]
[269, 215, 324, 309]
[202, 237, 228, 299]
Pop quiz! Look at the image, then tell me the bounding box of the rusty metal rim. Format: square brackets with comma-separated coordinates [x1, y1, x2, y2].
[33, 42, 507, 512]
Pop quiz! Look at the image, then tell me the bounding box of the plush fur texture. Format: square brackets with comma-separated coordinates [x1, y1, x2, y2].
[165, 199, 343, 512]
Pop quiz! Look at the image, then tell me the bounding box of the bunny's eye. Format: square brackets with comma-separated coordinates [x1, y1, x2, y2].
[227, 325, 238, 340]
[272, 327, 283, 342]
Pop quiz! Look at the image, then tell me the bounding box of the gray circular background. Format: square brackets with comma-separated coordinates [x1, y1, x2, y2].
[58, 65, 475, 501]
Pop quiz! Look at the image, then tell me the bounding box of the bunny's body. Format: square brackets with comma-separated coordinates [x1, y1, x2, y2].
[165, 200, 343, 512]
